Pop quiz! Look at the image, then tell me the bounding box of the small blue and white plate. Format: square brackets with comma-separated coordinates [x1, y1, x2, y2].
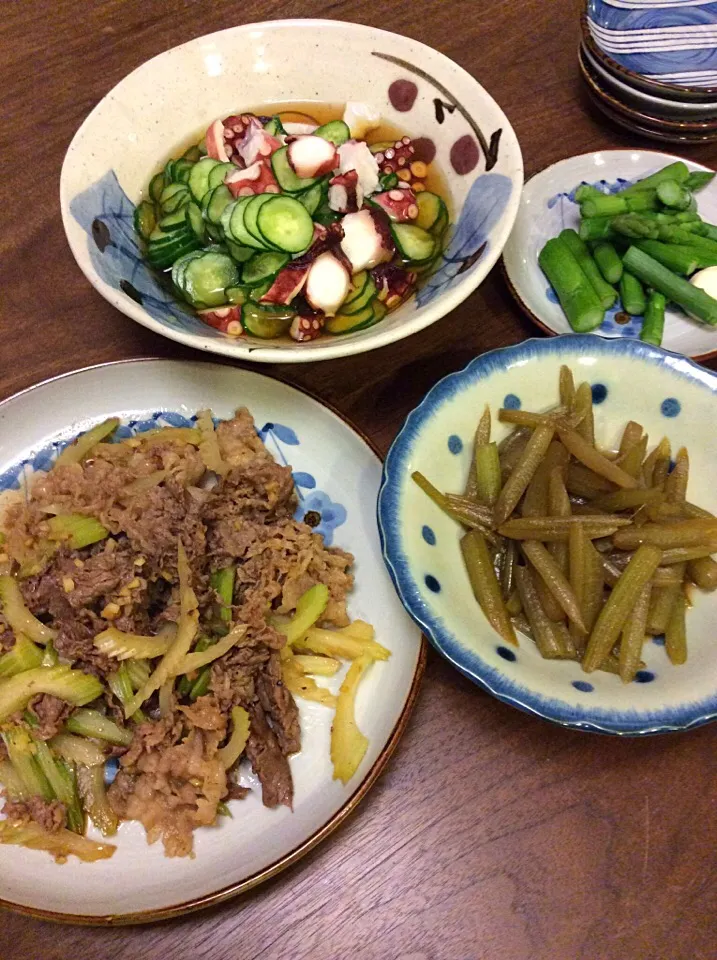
[502, 149, 717, 361]
[378, 335, 717, 735]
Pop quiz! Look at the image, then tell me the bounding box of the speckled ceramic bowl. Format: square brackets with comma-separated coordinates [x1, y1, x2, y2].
[378, 336, 717, 735]
[60, 19, 522, 364]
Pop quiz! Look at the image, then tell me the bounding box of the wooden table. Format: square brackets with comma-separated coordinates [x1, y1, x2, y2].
[2, 1, 717, 956]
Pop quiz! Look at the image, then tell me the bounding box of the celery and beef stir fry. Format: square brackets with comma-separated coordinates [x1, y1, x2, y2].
[414, 365, 716, 679]
[0, 410, 387, 862]
[539, 162, 717, 345]
[135, 104, 448, 342]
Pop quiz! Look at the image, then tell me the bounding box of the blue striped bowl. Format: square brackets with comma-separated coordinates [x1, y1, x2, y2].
[584, 3, 717, 100]
[378, 335, 717, 735]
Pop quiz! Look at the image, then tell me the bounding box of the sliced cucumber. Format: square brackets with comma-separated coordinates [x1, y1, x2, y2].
[264, 116, 286, 137]
[147, 230, 201, 269]
[158, 209, 192, 233]
[134, 201, 156, 241]
[365, 298, 387, 328]
[149, 172, 165, 204]
[378, 172, 399, 191]
[391, 223, 435, 263]
[172, 250, 204, 293]
[185, 202, 206, 243]
[341, 274, 376, 315]
[369, 140, 393, 155]
[183, 251, 240, 307]
[225, 238, 256, 263]
[172, 158, 195, 184]
[163, 159, 176, 184]
[208, 162, 234, 191]
[432, 208, 449, 240]
[244, 194, 281, 248]
[314, 202, 340, 227]
[242, 251, 290, 286]
[160, 183, 191, 215]
[205, 184, 233, 225]
[206, 222, 224, 244]
[188, 157, 222, 202]
[256, 196, 314, 254]
[225, 285, 251, 305]
[325, 301, 376, 334]
[183, 144, 203, 163]
[298, 180, 326, 216]
[314, 120, 350, 146]
[271, 146, 319, 194]
[224, 198, 266, 250]
[414, 192, 447, 232]
[241, 302, 294, 339]
[342, 271, 369, 308]
[249, 278, 274, 299]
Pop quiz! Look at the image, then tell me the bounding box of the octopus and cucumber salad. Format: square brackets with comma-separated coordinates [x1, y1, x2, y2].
[134, 103, 449, 342]
[0, 410, 388, 862]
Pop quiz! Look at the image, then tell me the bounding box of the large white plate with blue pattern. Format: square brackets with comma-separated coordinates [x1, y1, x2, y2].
[378, 335, 717, 735]
[0, 359, 423, 922]
[502, 150, 717, 361]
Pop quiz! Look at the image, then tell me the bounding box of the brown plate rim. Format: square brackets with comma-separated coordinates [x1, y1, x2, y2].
[0, 355, 428, 926]
[579, 45, 717, 131]
[580, 11, 717, 100]
[585, 80, 717, 143]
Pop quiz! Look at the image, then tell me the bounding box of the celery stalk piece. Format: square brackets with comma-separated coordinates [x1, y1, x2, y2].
[46, 514, 108, 550]
[0, 575, 56, 645]
[210, 566, 235, 622]
[2, 728, 54, 800]
[48, 732, 107, 767]
[77, 764, 118, 837]
[278, 584, 330, 646]
[0, 636, 44, 678]
[0, 820, 115, 861]
[0, 665, 103, 723]
[94, 627, 173, 661]
[218, 706, 251, 770]
[54, 418, 120, 468]
[122, 542, 199, 718]
[65, 708, 132, 747]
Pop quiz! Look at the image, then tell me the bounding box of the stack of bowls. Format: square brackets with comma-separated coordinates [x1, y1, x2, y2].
[580, 0, 717, 143]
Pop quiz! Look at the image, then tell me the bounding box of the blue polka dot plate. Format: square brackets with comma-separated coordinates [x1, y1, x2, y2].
[501, 150, 717, 362]
[378, 335, 717, 735]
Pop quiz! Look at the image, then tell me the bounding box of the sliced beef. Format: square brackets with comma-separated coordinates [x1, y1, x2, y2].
[3, 797, 67, 832]
[245, 704, 293, 809]
[29, 694, 72, 740]
[257, 652, 300, 755]
[108, 703, 228, 858]
[216, 408, 271, 467]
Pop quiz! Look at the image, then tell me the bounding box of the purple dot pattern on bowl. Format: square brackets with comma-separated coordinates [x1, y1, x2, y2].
[661, 397, 681, 417]
[503, 393, 521, 409]
[573, 681, 594, 693]
[496, 646, 517, 663]
[424, 574, 441, 593]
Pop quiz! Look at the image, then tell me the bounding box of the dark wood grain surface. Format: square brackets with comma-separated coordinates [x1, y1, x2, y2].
[2, 1, 717, 957]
